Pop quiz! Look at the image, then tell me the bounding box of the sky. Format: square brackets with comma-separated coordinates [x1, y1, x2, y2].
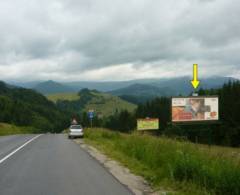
[0, 0, 240, 82]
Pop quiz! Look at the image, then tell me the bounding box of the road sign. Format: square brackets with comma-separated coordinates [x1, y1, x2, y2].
[71, 118, 78, 125]
[88, 110, 94, 119]
[88, 110, 94, 128]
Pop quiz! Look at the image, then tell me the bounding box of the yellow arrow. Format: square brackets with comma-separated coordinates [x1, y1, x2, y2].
[191, 64, 200, 89]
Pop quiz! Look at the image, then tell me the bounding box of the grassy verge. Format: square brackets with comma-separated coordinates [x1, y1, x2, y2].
[84, 128, 240, 195]
[0, 123, 40, 136]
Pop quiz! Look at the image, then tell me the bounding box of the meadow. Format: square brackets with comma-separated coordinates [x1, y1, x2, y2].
[47, 92, 80, 102]
[47, 90, 137, 117]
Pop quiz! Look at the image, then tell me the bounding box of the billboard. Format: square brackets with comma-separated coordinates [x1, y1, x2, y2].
[137, 118, 159, 130]
[172, 96, 219, 123]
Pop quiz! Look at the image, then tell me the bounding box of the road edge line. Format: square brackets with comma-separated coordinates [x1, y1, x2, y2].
[0, 134, 42, 164]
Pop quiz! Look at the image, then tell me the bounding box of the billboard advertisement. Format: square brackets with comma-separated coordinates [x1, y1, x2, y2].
[137, 118, 159, 130]
[172, 97, 219, 122]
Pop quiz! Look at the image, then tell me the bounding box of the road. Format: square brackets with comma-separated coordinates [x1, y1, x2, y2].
[0, 134, 132, 195]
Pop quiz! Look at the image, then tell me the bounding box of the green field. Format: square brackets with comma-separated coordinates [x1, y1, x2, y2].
[47, 92, 80, 102]
[84, 128, 240, 195]
[0, 123, 39, 136]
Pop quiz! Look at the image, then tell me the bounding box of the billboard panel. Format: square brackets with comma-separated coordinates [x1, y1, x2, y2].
[172, 97, 219, 122]
[137, 118, 159, 130]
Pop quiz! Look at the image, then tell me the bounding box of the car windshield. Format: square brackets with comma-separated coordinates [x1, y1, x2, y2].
[70, 125, 82, 129]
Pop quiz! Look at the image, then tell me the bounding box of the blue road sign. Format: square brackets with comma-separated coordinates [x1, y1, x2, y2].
[88, 111, 94, 119]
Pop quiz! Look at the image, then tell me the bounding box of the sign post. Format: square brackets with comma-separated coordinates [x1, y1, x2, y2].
[88, 110, 94, 128]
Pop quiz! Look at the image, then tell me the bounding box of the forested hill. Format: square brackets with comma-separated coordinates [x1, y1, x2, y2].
[0, 81, 69, 133]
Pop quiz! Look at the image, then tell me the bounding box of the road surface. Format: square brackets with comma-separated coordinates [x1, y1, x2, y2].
[0, 134, 132, 195]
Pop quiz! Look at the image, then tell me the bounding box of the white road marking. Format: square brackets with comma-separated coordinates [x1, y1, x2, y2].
[0, 134, 42, 164]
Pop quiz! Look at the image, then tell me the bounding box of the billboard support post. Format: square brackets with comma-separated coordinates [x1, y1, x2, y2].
[195, 135, 198, 144]
[91, 118, 93, 128]
[208, 128, 212, 147]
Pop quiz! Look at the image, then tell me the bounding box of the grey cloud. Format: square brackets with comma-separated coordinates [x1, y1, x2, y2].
[0, 0, 239, 80]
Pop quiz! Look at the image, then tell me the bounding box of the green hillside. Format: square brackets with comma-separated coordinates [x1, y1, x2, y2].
[84, 91, 137, 117]
[48, 89, 137, 117]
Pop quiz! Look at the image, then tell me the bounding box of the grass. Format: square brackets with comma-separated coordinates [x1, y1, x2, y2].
[84, 128, 240, 195]
[47, 92, 80, 102]
[0, 123, 39, 136]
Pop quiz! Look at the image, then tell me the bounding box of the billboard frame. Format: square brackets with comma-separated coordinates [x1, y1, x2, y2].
[170, 95, 220, 125]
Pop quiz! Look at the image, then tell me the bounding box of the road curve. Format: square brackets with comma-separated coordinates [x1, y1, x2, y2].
[0, 134, 132, 195]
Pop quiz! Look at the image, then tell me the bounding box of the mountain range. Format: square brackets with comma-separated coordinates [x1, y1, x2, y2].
[109, 83, 175, 97]
[108, 76, 238, 97]
[9, 76, 238, 96]
[33, 80, 75, 94]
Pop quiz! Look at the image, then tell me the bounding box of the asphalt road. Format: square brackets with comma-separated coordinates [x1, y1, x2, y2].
[0, 134, 132, 195]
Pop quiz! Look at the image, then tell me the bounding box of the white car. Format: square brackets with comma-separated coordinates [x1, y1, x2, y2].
[68, 125, 84, 139]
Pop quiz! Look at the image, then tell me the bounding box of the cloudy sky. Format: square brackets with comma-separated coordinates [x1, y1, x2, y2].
[0, 0, 239, 81]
